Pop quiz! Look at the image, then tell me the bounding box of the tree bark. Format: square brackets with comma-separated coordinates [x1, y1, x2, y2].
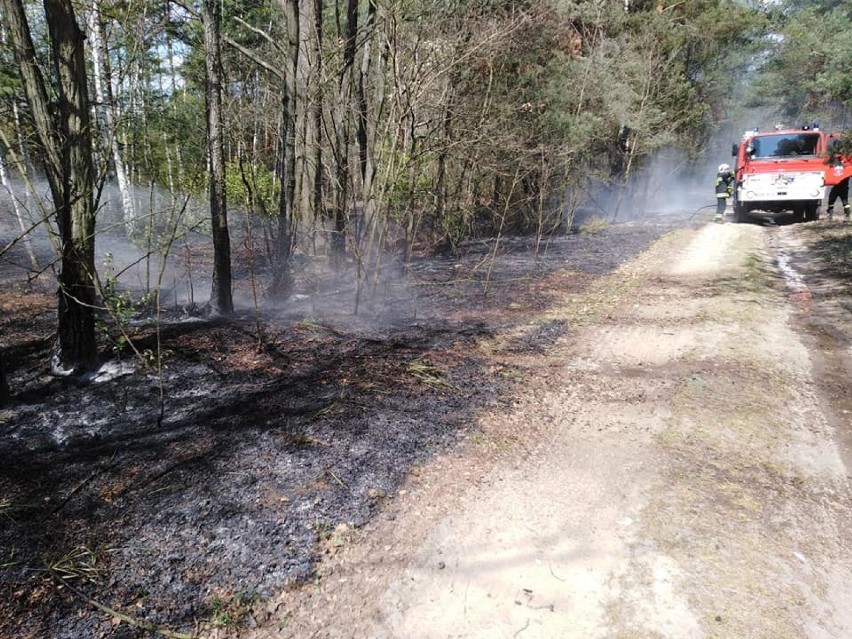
[294, 1, 313, 229]
[2, 0, 63, 201]
[312, 0, 324, 230]
[3, 0, 99, 372]
[203, 0, 233, 316]
[356, 1, 376, 191]
[270, 0, 300, 296]
[47, 0, 99, 371]
[329, 0, 358, 268]
[356, 0, 380, 269]
[87, 0, 136, 238]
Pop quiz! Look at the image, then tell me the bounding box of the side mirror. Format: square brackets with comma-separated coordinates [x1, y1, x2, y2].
[731, 143, 738, 156]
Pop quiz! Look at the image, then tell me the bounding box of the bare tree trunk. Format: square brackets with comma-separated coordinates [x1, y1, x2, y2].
[126, 58, 151, 217]
[164, 11, 186, 196]
[47, 0, 99, 371]
[11, 99, 46, 242]
[203, 0, 233, 315]
[0, 22, 39, 271]
[330, 0, 358, 269]
[356, 0, 377, 233]
[1, 23, 36, 219]
[0, 145, 38, 271]
[312, 0, 324, 230]
[12, 100, 34, 192]
[270, 0, 300, 296]
[87, 0, 135, 237]
[294, 1, 313, 227]
[3, 0, 99, 372]
[435, 94, 452, 247]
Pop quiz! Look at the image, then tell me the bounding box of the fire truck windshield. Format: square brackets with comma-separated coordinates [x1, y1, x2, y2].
[749, 133, 820, 159]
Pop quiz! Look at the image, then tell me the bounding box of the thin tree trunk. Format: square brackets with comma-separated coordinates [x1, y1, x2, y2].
[0, 22, 39, 269]
[11, 99, 43, 241]
[330, 0, 358, 269]
[0, 146, 39, 271]
[356, 0, 377, 222]
[12, 100, 34, 192]
[48, 0, 99, 370]
[294, 2, 312, 227]
[312, 0, 324, 231]
[87, 0, 135, 237]
[435, 96, 451, 247]
[165, 15, 186, 195]
[271, 0, 300, 296]
[203, 0, 233, 315]
[4, 0, 99, 370]
[0, 126, 60, 257]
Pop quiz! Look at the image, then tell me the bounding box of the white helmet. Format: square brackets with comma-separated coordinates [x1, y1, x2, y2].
[718, 163, 731, 172]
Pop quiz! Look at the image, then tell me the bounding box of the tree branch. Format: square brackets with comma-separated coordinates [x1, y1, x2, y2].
[222, 34, 284, 80]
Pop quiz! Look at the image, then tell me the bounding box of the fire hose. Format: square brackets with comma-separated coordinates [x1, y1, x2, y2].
[689, 204, 719, 219]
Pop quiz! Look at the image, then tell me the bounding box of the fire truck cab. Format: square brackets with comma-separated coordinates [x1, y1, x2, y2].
[731, 126, 828, 222]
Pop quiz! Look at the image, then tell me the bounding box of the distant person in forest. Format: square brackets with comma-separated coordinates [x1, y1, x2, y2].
[827, 178, 849, 220]
[715, 163, 735, 223]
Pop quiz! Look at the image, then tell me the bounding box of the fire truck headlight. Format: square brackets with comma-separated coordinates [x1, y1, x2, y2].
[747, 191, 756, 199]
[810, 189, 820, 197]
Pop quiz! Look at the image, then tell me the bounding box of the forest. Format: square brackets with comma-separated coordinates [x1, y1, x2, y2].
[1, 0, 852, 637]
[0, 0, 850, 376]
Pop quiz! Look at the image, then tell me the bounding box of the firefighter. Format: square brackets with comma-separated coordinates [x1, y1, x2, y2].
[827, 179, 850, 220]
[715, 163, 735, 223]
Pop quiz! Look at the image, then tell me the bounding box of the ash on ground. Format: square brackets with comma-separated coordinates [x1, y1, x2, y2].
[0, 215, 685, 638]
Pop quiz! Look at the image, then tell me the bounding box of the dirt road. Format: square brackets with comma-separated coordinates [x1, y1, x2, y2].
[245, 221, 852, 638]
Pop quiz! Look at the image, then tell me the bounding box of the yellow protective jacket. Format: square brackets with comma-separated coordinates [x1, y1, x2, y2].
[715, 170, 734, 198]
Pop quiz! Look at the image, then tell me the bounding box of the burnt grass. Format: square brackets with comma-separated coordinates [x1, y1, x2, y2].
[0, 216, 683, 638]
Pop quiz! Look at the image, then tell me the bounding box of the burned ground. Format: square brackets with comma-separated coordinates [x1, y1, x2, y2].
[0, 216, 678, 638]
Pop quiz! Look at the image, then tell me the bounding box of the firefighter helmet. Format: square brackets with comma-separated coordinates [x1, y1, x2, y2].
[718, 163, 731, 172]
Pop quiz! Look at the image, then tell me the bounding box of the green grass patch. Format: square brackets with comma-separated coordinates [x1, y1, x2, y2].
[209, 591, 258, 628]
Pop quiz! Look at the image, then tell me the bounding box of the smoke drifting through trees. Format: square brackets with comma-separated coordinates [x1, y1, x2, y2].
[575, 148, 711, 225]
[4, 0, 837, 367]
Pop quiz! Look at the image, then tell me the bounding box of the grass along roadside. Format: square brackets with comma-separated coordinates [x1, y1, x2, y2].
[643, 233, 849, 636]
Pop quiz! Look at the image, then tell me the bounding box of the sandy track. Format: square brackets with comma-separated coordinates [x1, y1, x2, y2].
[240, 221, 852, 639]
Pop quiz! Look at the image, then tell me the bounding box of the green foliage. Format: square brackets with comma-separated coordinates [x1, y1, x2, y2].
[0, 55, 21, 99]
[143, 91, 208, 194]
[418, 0, 767, 222]
[208, 591, 258, 628]
[831, 132, 852, 156]
[751, 1, 852, 123]
[98, 253, 153, 363]
[225, 160, 279, 216]
[2, 0, 781, 258]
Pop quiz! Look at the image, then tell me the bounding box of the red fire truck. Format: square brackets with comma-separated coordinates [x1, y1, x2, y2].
[731, 126, 852, 222]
